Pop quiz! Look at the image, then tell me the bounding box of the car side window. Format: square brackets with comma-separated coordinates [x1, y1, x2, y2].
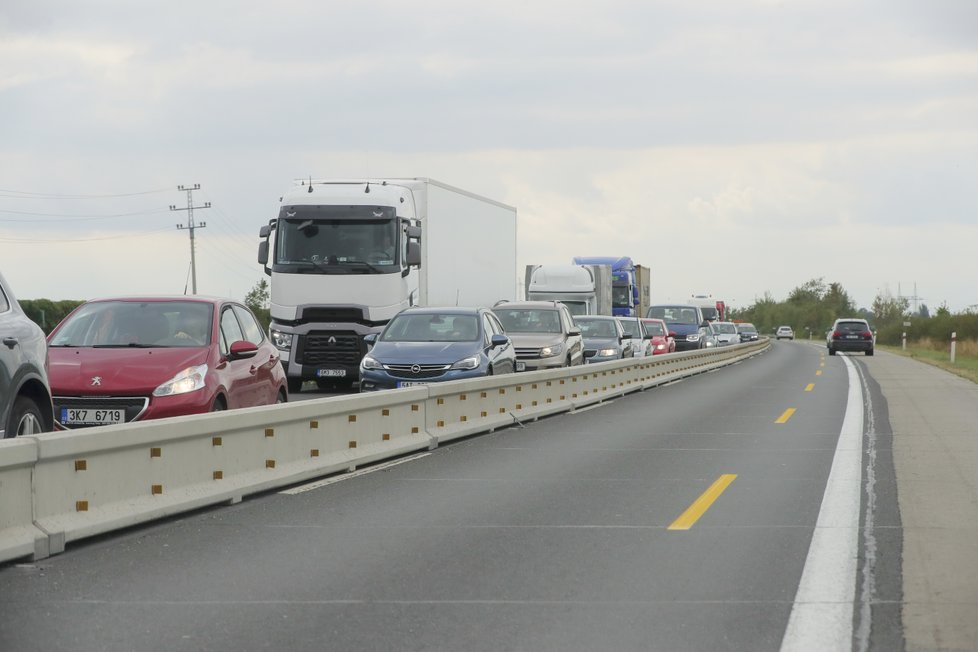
[488, 313, 505, 336]
[559, 307, 572, 333]
[482, 314, 495, 344]
[220, 307, 245, 355]
[0, 285, 9, 313]
[232, 305, 265, 345]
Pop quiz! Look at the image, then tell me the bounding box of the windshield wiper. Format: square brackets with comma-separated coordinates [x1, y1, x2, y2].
[341, 260, 382, 273]
[92, 343, 156, 348]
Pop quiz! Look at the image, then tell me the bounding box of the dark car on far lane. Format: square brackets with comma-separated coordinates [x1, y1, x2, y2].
[826, 318, 875, 356]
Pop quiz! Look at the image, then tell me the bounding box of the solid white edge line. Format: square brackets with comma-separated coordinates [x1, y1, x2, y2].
[279, 452, 432, 495]
[780, 354, 862, 652]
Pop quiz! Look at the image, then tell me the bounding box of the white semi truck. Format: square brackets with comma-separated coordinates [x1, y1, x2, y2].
[258, 178, 517, 391]
[523, 264, 613, 316]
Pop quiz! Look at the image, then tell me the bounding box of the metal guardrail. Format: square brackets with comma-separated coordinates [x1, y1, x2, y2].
[0, 339, 769, 563]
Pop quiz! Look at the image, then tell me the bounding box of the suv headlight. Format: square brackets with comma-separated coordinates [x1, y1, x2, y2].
[153, 364, 208, 397]
[451, 355, 480, 370]
[686, 334, 700, 342]
[598, 348, 617, 357]
[270, 329, 293, 351]
[360, 355, 383, 371]
[540, 343, 564, 357]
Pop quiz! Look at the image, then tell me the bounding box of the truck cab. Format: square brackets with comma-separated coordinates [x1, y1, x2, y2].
[258, 180, 421, 392]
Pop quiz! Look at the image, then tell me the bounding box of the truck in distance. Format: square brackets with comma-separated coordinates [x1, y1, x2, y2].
[523, 264, 612, 316]
[571, 256, 649, 317]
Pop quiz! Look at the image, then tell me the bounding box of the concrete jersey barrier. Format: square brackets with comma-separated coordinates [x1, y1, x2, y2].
[0, 339, 768, 563]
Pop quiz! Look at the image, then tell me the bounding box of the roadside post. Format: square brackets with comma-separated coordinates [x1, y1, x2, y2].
[951, 331, 957, 364]
[902, 332, 906, 351]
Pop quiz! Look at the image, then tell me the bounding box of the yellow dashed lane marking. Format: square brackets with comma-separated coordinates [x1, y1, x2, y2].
[668, 474, 737, 531]
[805, 383, 815, 392]
[776, 408, 796, 423]
[816, 370, 822, 376]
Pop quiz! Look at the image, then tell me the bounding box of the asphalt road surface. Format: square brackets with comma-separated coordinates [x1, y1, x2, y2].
[0, 342, 911, 651]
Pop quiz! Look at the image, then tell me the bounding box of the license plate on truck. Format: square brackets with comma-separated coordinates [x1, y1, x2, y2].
[316, 369, 346, 378]
[61, 408, 124, 425]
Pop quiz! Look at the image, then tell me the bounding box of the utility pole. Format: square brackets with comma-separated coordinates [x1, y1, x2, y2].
[170, 184, 210, 295]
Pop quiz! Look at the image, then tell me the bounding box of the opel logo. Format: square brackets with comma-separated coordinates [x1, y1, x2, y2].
[411, 364, 421, 374]
[91, 376, 102, 386]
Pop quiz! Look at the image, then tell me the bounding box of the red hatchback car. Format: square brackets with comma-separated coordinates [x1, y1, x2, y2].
[640, 318, 676, 355]
[47, 296, 287, 429]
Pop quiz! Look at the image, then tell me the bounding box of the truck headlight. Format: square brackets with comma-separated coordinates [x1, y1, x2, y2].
[360, 355, 383, 371]
[539, 343, 564, 357]
[153, 364, 207, 397]
[598, 348, 616, 357]
[270, 329, 292, 351]
[451, 356, 480, 370]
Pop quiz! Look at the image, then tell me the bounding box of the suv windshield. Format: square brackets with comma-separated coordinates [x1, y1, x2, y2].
[576, 318, 618, 338]
[836, 321, 869, 333]
[494, 309, 561, 334]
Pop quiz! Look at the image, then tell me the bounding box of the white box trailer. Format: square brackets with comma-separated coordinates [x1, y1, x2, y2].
[258, 178, 517, 390]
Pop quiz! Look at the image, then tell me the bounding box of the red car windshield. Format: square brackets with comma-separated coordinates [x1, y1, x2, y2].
[49, 301, 214, 348]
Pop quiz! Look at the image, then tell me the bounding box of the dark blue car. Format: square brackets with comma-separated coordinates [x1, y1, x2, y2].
[359, 307, 517, 391]
[646, 304, 709, 352]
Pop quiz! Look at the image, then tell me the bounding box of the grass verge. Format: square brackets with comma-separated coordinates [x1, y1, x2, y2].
[878, 344, 978, 385]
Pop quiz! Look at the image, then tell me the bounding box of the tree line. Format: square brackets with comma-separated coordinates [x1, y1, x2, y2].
[729, 277, 977, 346]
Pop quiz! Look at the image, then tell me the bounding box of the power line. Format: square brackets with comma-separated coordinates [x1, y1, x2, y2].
[0, 187, 171, 199]
[0, 208, 168, 221]
[0, 227, 173, 243]
[170, 184, 210, 295]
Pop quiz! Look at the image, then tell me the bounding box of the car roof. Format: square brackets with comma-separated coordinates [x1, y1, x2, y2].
[399, 306, 483, 315]
[575, 315, 616, 321]
[83, 295, 230, 306]
[492, 301, 563, 310]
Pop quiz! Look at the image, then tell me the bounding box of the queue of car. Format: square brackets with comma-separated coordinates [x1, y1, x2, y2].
[3, 263, 877, 427]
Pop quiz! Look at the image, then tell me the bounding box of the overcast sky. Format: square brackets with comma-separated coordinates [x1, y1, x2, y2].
[2, 0, 976, 315]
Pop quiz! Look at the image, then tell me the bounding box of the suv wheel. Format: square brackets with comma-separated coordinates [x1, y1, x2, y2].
[8, 396, 45, 437]
[828, 347, 836, 356]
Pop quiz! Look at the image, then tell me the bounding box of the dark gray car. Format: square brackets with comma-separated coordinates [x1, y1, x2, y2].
[0, 271, 54, 437]
[574, 315, 633, 363]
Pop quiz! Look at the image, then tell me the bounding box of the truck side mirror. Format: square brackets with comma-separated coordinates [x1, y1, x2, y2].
[258, 241, 269, 266]
[405, 242, 421, 266]
[259, 225, 271, 238]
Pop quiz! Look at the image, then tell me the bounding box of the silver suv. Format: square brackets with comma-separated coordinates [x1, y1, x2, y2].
[0, 271, 54, 437]
[491, 301, 584, 370]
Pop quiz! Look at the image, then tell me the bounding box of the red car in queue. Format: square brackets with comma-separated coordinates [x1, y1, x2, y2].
[46, 296, 287, 429]
[640, 318, 676, 355]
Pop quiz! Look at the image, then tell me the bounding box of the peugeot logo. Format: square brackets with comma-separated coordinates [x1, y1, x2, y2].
[91, 376, 102, 386]
[411, 364, 421, 374]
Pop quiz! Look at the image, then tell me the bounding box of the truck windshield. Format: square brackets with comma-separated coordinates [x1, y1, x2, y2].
[561, 301, 588, 316]
[275, 206, 398, 273]
[612, 286, 630, 308]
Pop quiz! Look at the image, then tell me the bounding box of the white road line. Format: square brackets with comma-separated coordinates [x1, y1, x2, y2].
[780, 354, 862, 652]
[279, 452, 432, 495]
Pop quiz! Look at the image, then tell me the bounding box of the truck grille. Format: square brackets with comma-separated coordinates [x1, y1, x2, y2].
[383, 364, 451, 379]
[300, 332, 363, 366]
